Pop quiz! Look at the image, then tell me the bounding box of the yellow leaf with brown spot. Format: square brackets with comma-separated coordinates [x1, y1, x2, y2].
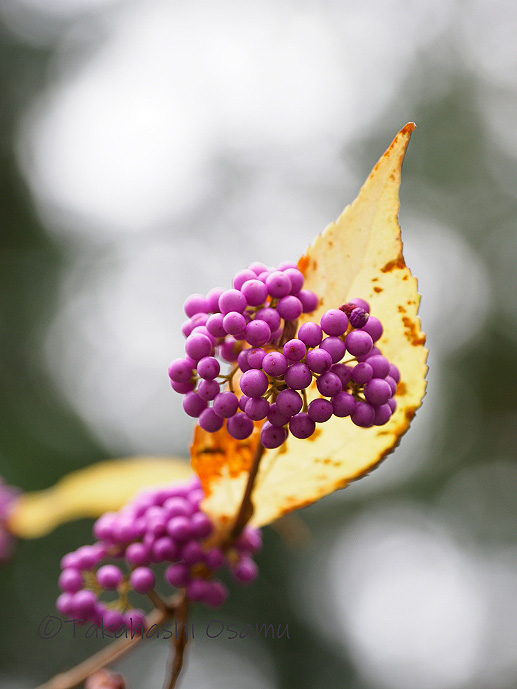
[192, 123, 428, 530]
[8, 456, 191, 538]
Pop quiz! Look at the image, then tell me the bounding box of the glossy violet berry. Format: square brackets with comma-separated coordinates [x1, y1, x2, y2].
[308, 398, 333, 423]
[316, 371, 342, 397]
[255, 307, 281, 332]
[233, 269, 256, 290]
[233, 557, 259, 583]
[276, 389, 303, 417]
[284, 363, 312, 390]
[184, 294, 209, 318]
[298, 321, 323, 347]
[277, 295, 303, 321]
[351, 401, 375, 427]
[389, 363, 401, 383]
[96, 565, 123, 591]
[185, 333, 212, 361]
[260, 422, 288, 449]
[364, 379, 392, 406]
[198, 379, 220, 401]
[227, 414, 254, 440]
[206, 287, 224, 313]
[351, 362, 373, 384]
[219, 289, 247, 315]
[267, 403, 290, 428]
[306, 348, 332, 374]
[266, 271, 291, 298]
[297, 289, 319, 312]
[289, 412, 316, 439]
[319, 337, 346, 364]
[203, 580, 228, 607]
[59, 569, 83, 593]
[374, 404, 393, 426]
[247, 348, 266, 369]
[331, 391, 356, 417]
[182, 392, 207, 418]
[241, 279, 268, 306]
[368, 355, 391, 378]
[197, 356, 220, 380]
[240, 369, 269, 398]
[223, 311, 246, 336]
[245, 320, 271, 347]
[206, 313, 226, 338]
[283, 339, 306, 361]
[345, 330, 373, 357]
[165, 563, 191, 588]
[360, 316, 383, 342]
[331, 363, 352, 386]
[213, 391, 239, 418]
[284, 268, 304, 293]
[245, 397, 270, 421]
[130, 567, 156, 594]
[349, 297, 370, 313]
[321, 309, 348, 336]
[168, 359, 193, 383]
[262, 351, 288, 377]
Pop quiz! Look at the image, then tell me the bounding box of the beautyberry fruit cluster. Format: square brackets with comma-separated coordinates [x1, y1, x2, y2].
[169, 261, 401, 449]
[56, 477, 261, 630]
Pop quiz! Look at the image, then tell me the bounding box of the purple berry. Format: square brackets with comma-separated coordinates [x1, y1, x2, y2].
[237, 527, 262, 553]
[277, 295, 303, 321]
[198, 379, 220, 401]
[350, 307, 369, 328]
[199, 409, 224, 433]
[361, 316, 383, 342]
[245, 320, 271, 347]
[266, 271, 292, 298]
[197, 356, 220, 380]
[223, 311, 246, 336]
[206, 287, 224, 313]
[321, 309, 348, 336]
[233, 557, 258, 583]
[289, 412, 316, 439]
[239, 393, 251, 411]
[245, 397, 270, 421]
[284, 268, 304, 293]
[345, 330, 373, 357]
[96, 565, 123, 590]
[260, 422, 288, 449]
[181, 541, 204, 565]
[184, 294, 209, 318]
[388, 397, 397, 413]
[283, 339, 307, 361]
[166, 517, 192, 542]
[298, 321, 323, 347]
[316, 371, 342, 397]
[255, 307, 281, 332]
[219, 289, 247, 315]
[368, 355, 391, 378]
[262, 351, 288, 377]
[191, 512, 213, 539]
[59, 569, 83, 593]
[247, 261, 268, 275]
[306, 348, 332, 373]
[241, 279, 268, 306]
[187, 579, 211, 601]
[330, 363, 352, 386]
[385, 376, 397, 395]
[285, 362, 312, 390]
[277, 261, 298, 271]
[298, 289, 319, 312]
[130, 567, 155, 594]
[213, 391, 239, 418]
[351, 401, 375, 427]
[233, 269, 256, 290]
[332, 391, 356, 417]
[203, 580, 228, 607]
[170, 378, 195, 394]
[349, 297, 370, 313]
[185, 333, 213, 361]
[206, 313, 226, 338]
[165, 563, 191, 588]
[374, 404, 393, 425]
[73, 589, 97, 616]
[351, 362, 373, 384]
[152, 537, 179, 562]
[319, 336, 346, 363]
[308, 398, 333, 423]
[364, 379, 392, 406]
[219, 337, 240, 362]
[240, 369, 269, 398]
[276, 389, 303, 417]
[182, 392, 207, 417]
[389, 364, 400, 383]
[247, 348, 266, 369]
[238, 349, 251, 372]
[227, 414, 254, 440]
[267, 403, 290, 428]
[168, 358, 193, 383]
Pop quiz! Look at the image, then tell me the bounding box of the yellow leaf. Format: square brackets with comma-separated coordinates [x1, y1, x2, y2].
[8, 456, 192, 539]
[192, 123, 428, 529]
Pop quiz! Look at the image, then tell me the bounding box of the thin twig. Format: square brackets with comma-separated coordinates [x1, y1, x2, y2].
[36, 598, 180, 689]
[226, 442, 266, 544]
[164, 592, 189, 689]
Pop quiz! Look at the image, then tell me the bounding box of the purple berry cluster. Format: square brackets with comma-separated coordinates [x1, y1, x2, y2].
[168, 262, 318, 439]
[0, 477, 20, 564]
[56, 477, 261, 629]
[170, 266, 401, 449]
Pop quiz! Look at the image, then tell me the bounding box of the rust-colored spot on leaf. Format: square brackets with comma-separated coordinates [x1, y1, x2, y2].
[298, 255, 310, 275]
[381, 256, 405, 272]
[373, 286, 383, 293]
[402, 316, 426, 347]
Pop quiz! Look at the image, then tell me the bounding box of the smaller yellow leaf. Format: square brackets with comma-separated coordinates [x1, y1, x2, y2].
[8, 456, 192, 539]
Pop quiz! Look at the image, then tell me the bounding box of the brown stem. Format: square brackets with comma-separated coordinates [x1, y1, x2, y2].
[164, 592, 189, 689]
[35, 604, 175, 689]
[226, 441, 266, 544]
